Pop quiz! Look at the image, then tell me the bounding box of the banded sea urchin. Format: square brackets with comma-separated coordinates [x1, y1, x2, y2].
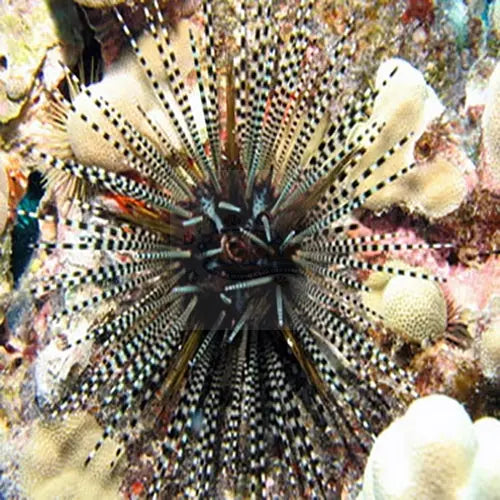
[21, 0, 453, 497]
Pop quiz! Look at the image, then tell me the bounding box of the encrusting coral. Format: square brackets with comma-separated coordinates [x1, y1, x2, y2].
[405, 156, 467, 219]
[63, 18, 197, 174]
[479, 295, 500, 382]
[19, 411, 124, 500]
[374, 154, 468, 219]
[347, 58, 445, 213]
[0, 164, 8, 234]
[342, 56, 470, 220]
[482, 61, 500, 187]
[358, 394, 500, 500]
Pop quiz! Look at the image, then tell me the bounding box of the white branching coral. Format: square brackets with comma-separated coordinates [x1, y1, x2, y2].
[359, 394, 500, 500]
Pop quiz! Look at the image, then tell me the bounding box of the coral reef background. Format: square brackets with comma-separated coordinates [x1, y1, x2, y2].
[0, 0, 498, 498]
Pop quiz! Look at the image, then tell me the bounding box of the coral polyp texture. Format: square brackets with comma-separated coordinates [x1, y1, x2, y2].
[363, 260, 448, 346]
[20, 412, 124, 500]
[3, 0, 498, 498]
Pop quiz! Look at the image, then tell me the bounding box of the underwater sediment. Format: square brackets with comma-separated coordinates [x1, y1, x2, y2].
[0, 0, 499, 498]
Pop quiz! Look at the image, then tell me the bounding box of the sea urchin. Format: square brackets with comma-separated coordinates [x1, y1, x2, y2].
[22, 0, 451, 497]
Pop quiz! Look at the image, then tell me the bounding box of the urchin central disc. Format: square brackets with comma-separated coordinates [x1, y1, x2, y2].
[175, 183, 299, 332]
